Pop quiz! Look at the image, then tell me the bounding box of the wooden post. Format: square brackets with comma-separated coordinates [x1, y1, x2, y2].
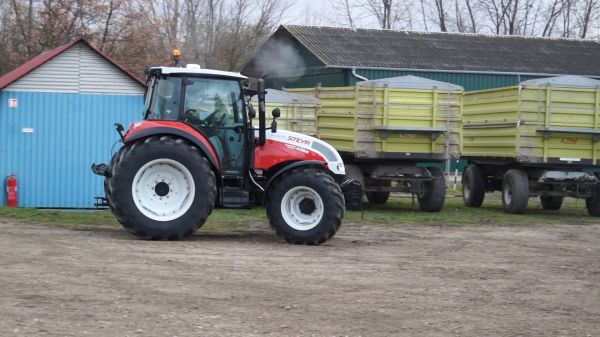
[431, 88, 438, 154]
[594, 88, 599, 164]
[382, 84, 390, 152]
[543, 86, 552, 163]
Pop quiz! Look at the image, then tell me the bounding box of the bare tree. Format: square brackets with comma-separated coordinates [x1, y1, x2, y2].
[433, 0, 447, 31]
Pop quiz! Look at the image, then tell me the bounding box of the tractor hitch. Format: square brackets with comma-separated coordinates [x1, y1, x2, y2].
[91, 163, 110, 177]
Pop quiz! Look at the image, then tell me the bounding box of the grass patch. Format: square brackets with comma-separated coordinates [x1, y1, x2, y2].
[349, 195, 599, 226]
[0, 195, 598, 231]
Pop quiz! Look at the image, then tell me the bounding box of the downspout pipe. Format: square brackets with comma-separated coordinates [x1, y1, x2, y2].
[351, 67, 368, 82]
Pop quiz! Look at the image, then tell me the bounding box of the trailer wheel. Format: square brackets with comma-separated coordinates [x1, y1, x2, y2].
[462, 164, 486, 207]
[540, 196, 563, 210]
[365, 179, 390, 205]
[107, 136, 216, 240]
[502, 169, 529, 214]
[418, 167, 446, 212]
[585, 185, 600, 217]
[266, 168, 344, 245]
[365, 191, 390, 204]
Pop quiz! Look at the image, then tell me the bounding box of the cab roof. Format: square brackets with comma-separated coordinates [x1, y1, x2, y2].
[150, 65, 247, 80]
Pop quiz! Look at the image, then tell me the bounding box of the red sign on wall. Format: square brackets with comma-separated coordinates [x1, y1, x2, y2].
[8, 98, 17, 108]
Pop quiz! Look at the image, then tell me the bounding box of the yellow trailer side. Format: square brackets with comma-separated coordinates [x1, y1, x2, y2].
[288, 76, 463, 161]
[462, 76, 600, 165]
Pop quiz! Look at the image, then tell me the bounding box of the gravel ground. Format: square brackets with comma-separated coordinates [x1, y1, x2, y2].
[1, 220, 599, 337]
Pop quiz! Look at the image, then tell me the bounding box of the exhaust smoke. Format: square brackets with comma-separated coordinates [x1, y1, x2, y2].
[252, 40, 306, 82]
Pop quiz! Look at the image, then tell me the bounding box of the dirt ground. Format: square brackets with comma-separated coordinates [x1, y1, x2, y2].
[1, 220, 599, 337]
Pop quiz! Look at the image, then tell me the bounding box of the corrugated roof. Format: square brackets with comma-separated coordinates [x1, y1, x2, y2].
[265, 25, 600, 76]
[0, 39, 145, 90]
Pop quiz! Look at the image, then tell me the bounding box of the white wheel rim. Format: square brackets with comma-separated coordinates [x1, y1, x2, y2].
[280, 186, 324, 231]
[463, 179, 471, 200]
[132, 158, 195, 222]
[503, 181, 512, 205]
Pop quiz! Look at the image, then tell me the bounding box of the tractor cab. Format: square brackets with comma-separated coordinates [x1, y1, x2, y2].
[144, 65, 249, 177]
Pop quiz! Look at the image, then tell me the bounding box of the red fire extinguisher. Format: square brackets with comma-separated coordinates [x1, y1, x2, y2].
[6, 175, 17, 208]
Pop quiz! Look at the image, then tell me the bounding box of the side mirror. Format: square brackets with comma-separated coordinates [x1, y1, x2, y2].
[247, 104, 256, 119]
[272, 108, 281, 119]
[270, 108, 280, 133]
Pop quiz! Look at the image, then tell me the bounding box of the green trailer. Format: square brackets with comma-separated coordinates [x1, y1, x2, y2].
[289, 76, 463, 211]
[461, 75, 600, 215]
[251, 88, 319, 137]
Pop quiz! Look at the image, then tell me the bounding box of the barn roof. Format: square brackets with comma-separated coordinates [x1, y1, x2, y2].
[0, 38, 145, 90]
[248, 25, 600, 77]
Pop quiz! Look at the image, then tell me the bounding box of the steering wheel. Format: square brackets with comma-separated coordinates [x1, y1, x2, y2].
[184, 109, 217, 127]
[202, 110, 219, 125]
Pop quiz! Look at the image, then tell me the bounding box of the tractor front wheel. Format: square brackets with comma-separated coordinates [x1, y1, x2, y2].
[266, 168, 344, 245]
[106, 136, 216, 240]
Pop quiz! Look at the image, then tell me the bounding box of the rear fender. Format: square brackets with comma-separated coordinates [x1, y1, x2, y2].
[123, 122, 221, 172]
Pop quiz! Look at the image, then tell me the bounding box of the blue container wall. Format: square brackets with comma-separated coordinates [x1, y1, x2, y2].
[0, 91, 143, 208]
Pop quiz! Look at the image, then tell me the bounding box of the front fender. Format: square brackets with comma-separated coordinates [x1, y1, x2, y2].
[262, 160, 344, 204]
[123, 121, 221, 171]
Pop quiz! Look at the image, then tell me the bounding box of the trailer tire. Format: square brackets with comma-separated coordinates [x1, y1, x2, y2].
[107, 136, 216, 240]
[586, 185, 600, 217]
[462, 164, 486, 207]
[418, 167, 446, 212]
[365, 179, 391, 205]
[502, 169, 529, 214]
[540, 196, 563, 210]
[365, 191, 390, 204]
[266, 168, 344, 245]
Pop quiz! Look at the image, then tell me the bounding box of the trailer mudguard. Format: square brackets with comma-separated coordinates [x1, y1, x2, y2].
[122, 121, 221, 171]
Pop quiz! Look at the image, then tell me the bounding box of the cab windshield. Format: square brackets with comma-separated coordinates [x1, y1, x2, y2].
[182, 77, 243, 129]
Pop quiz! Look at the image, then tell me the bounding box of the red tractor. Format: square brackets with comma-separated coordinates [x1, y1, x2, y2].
[92, 61, 348, 244]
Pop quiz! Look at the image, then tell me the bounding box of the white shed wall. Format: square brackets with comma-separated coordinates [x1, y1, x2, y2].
[5, 43, 145, 95]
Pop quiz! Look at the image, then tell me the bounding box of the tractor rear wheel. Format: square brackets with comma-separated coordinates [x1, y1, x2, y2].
[417, 167, 446, 212]
[106, 136, 216, 240]
[266, 168, 344, 245]
[462, 164, 486, 207]
[540, 196, 563, 210]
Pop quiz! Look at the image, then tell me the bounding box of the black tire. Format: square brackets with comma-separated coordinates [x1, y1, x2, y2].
[266, 168, 344, 245]
[502, 169, 529, 214]
[365, 179, 391, 205]
[586, 184, 600, 217]
[462, 164, 486, 207]
[540, 196, 563, 210]
[107, 136, 216, 240]
[365, 191, 390, 204]
[418, 167, 446, 212]
[104, 145, 127, 215]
